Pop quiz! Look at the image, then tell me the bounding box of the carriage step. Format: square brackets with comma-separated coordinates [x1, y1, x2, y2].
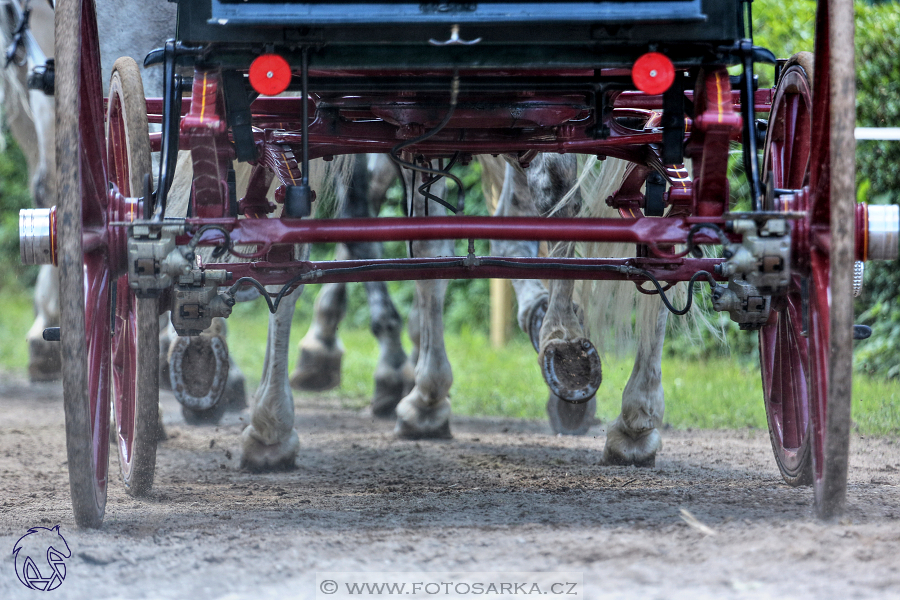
[42, 327, 60, 342]
[853, 325, 872, 341]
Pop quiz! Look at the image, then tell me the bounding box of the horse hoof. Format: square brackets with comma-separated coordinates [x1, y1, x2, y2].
[168, 334, 230, 413]
[240, 426, 299, 471]
[603, 417, 660, 467]
[27, 339, 61, 382]
[371, 360, 415, 419]
[290, 343, 343, 392]
[539, 338, 602, 402]
[547, 392, 597, 436]
[394, 396, 452, 439]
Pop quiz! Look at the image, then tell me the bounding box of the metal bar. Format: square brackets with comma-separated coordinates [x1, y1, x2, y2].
[184, 216, 731, 246]
[855, 127, 900, 141]
[205, 256, 725, 286]
[143, 88, 774, 120]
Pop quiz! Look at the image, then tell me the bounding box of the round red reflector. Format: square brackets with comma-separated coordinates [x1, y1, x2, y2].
[632, 52, 676, 96]
[249, 54, 292, 96]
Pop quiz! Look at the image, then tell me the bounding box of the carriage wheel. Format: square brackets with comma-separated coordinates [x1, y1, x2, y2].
[760, 46, 854, 514]
[758, 54, 815, 487]
[107, 57, 160, 496]
[56, 0, 111, 528]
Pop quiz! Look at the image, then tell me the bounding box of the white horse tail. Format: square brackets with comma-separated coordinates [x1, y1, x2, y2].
[574, 156, 722, 356]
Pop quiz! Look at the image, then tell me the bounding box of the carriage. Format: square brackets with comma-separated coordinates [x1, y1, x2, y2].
[17, 0, 894, 527]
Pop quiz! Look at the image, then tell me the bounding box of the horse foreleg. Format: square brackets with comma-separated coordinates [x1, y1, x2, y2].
[394, 167, 453, 439]
[395, 277, 452, 439]
[241, 283, 305, 471]
[604, 298, 668, 467]
[490, 162, 549, 351]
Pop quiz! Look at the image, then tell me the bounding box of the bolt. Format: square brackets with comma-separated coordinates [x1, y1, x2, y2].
[582, 340, 592, 350]
[649, 69, 657, 78]
[267, 71, 274, 79]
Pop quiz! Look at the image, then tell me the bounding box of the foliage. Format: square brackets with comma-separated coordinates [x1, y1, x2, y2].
[852, 2, 900, 377]
[0, 128, 38, 290]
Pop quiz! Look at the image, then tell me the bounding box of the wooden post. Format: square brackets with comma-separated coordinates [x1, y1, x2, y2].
[822, 0, 856, 519]
[490, 278, 512, 348]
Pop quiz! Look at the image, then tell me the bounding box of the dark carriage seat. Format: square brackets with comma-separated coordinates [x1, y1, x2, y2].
[177, 0, 746, 70]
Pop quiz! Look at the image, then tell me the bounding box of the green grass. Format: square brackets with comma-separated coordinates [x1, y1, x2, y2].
[0, 285, 34, 373]
[1, 286, 898, 436]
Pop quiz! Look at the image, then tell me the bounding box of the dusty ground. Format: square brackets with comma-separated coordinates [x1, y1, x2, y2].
[1, 373, 899, 600]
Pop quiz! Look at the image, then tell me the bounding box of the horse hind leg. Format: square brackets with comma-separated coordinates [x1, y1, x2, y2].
[603, 298, 668, 467]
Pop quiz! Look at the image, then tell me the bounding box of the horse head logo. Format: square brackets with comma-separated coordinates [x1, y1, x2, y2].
[12, 525, 71, 591]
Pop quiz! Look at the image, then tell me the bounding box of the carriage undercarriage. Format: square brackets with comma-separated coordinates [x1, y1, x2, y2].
[18, 0, 896, 527]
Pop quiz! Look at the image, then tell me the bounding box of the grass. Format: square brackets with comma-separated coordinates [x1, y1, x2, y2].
[1, 285, 899, 436]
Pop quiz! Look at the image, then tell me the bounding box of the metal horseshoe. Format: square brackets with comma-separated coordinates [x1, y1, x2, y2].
[429, 24, 482, 46]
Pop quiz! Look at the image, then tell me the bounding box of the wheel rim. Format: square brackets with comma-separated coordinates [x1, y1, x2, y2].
[759, 63, 815, 485]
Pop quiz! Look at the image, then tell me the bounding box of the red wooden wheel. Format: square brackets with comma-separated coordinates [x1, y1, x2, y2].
[107, 58, 160, 497]
[761, 37, 854, 517]
[759, 54, 815, 486]
[56, 0, 111, 528]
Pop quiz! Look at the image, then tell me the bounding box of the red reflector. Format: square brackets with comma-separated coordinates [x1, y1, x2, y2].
[249, 54, 292, 96]
[632, 52, 675, 96]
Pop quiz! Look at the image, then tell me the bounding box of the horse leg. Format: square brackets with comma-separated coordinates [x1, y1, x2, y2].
[366, 279, 415, 417]
[489, 161, 549, 350]
[395, 277, 452, 439]
[26, 265, 61, 382]
[351, 155, 414, 416]
[394, 169, 453, 439]
[527, 154, 602, 404]
[241, 282, 306, 471]
[290, 272, 347, 392]
[484, 158, 596, 434]
[604, 298, 668, 466]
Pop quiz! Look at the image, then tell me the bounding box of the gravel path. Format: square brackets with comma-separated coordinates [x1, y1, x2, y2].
[1, 375, 899, 599]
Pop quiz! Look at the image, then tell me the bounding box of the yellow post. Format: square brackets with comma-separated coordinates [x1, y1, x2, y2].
[490, 278, 513, 348]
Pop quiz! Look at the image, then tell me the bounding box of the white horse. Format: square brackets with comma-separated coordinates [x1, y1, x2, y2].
[243, 151, 671, 469]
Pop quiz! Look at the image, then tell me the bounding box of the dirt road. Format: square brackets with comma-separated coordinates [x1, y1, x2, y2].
[1, 373, 899, 599]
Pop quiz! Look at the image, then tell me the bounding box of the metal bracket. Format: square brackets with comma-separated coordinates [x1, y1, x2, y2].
[221, 70, 259, 163]
[428, 24, 481, 46]
[661, 72, 685, 165]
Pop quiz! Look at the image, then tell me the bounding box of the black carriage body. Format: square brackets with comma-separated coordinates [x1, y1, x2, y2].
[176, 0, 745, 69]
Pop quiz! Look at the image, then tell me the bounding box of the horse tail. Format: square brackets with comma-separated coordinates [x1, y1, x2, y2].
[574, 156, 723, 356]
